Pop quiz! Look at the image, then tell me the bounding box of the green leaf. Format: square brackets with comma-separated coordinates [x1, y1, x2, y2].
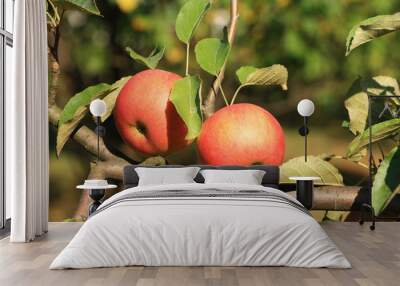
[175, 0, 211, 44]
[372, 146, 400, 215]
[347, 149, 367, 163]
[236, 66, 258, 84]
[126, 47, 165, 69]
[194, 38, 230, 76]
[54, 0, 101, 16]
[57, 80, 120, 156]
[344, 76, 400, 135]
[280, 155, 343, 186]
[232, 65, 289, 104]
[365, 75, 400, 98]
[59, 83, 112, 124]
[346, 118, 400, 158]
[56, 107, 87, 157]
[101, 76, 132, 122]
[344, 78, 369, 135]
[346, 12, 400, 56]
[243, 64, 288, 90]
[170, 76, 202, 140]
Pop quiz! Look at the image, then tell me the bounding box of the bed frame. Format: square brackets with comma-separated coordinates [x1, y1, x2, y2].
[123, 165, 280, 189]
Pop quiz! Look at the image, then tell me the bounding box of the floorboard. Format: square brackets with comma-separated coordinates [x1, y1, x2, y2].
[0, 222, 399, 286]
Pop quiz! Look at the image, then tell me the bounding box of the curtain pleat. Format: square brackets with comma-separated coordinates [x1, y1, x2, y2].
[9, 0, 49, 242]
[40, 0, 49, 234]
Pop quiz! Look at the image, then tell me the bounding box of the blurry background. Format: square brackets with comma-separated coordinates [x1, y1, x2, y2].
[50, 0, 400, 221]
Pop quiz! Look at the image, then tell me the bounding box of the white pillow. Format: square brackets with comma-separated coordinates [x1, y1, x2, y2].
[200, 169, 266, 185]
[135, 167, 201, 186]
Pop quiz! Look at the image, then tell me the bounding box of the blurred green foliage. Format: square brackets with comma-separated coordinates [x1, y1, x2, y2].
[59, 0, 400, 122]
[51, 0, 400, 220]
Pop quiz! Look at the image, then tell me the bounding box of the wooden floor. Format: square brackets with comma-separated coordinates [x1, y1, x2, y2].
[0, 222, 399, 286]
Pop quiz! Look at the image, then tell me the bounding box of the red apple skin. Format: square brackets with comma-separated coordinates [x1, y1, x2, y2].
[197, 103, 285, 166]
[114, 69, 190, 155]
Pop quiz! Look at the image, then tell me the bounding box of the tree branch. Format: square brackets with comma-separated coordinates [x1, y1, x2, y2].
[203, 0, 239, 118]
[48, 50, 58, 107]
[288, 186, 367, 211]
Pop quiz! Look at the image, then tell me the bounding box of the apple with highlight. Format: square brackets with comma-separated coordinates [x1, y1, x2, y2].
[198, 103, 285, 166]
[114, 69, 190, 155]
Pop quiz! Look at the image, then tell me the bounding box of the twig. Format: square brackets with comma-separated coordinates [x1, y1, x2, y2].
[48, 50, 59, 106]
[218, 83, 229, 106]
[332, 155, 369, 169]
[47, 12, 57, 28]
[52, 25, 61, 61]
[203, 0, 239, 118]
[46, 0, 60, 28]
[185, 43, 190, 76]
[231, 83, 249, 105]
[48, 4, 62, 61]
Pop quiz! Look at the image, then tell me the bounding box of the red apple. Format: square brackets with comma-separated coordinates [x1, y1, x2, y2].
[114, 69, 190, 155]
[197, 103, 285, 165]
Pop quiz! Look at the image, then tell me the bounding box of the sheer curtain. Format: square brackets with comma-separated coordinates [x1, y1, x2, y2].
[7, 0, 49, 242]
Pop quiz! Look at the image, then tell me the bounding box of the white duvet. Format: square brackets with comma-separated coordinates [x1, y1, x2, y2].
[50, 183, 351, 269]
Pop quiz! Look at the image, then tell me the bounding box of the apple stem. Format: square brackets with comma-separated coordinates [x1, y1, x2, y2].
[219, 84, 229, 106]
[231, 84, 247, 105]
[185, 43, 190, 76]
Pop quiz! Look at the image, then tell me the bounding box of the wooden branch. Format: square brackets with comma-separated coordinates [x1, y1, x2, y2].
[48, 51, 58, 106]
[203, 0, 239, 118]
[53, 25, 61, 61]
[288, 186, 367, 211]
[313, 186, 366, 211]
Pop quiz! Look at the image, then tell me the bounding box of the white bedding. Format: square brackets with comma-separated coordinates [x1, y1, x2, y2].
[50, 183, 351, 269]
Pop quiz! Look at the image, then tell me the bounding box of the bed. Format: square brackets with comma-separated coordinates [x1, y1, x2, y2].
[50, 165, 351, 269]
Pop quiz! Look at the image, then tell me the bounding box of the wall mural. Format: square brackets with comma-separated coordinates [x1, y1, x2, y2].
[46, 0, 400, 221]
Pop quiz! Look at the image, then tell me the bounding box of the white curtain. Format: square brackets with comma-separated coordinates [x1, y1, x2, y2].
[7, 0, 49, 242]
